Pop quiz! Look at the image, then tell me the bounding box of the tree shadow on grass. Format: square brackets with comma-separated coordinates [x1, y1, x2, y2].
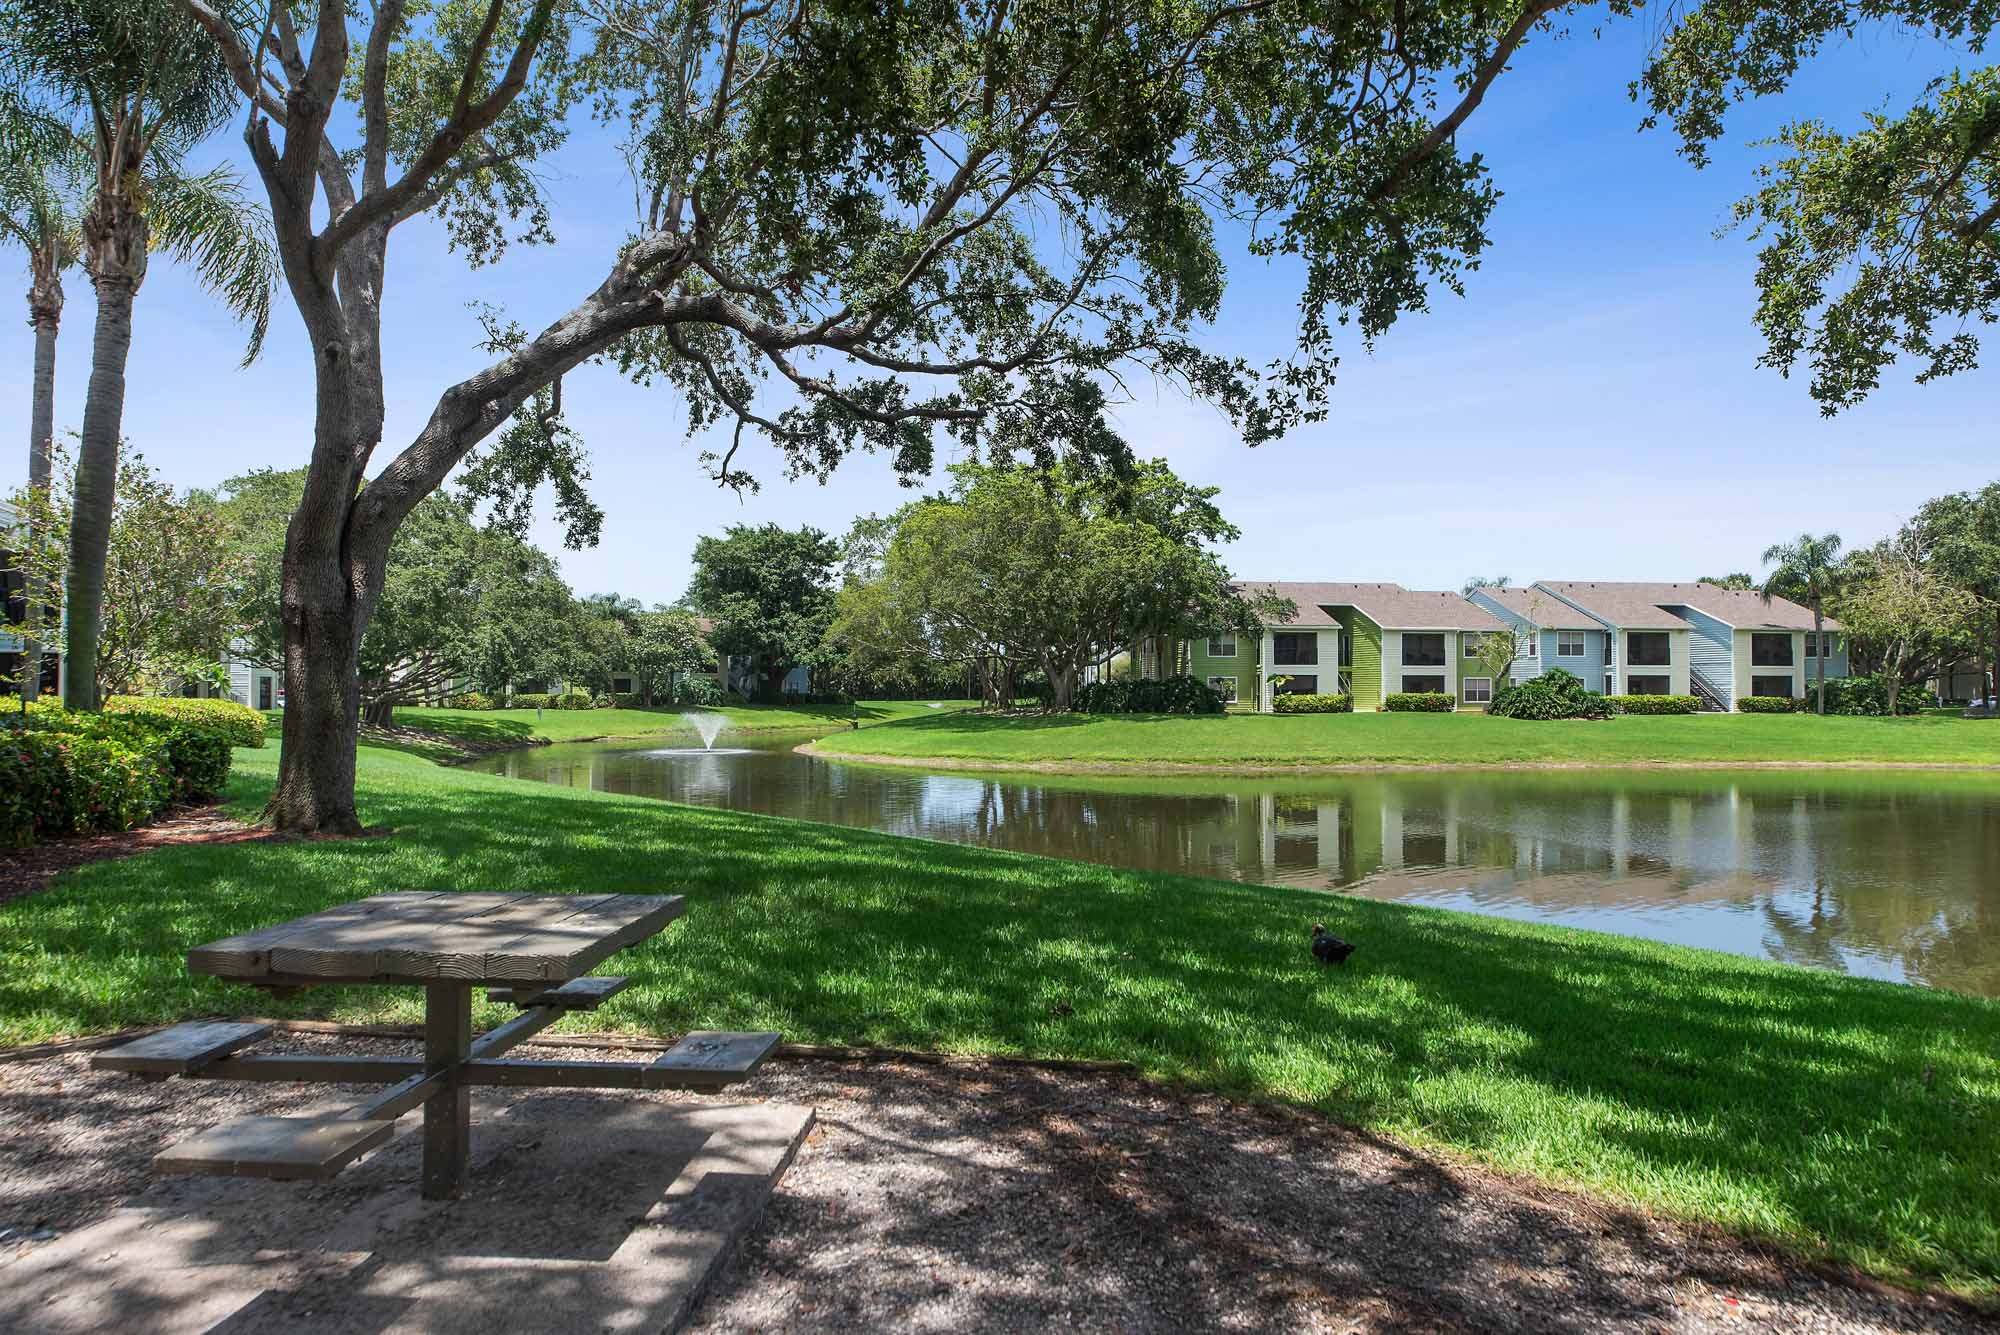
[3, 760, 1997, 1290]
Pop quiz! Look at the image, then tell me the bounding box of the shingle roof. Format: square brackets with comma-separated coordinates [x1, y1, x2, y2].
[1535, 581, 1837, 632]
[1472, 587, 1599, 631]
[1235, 581, 1507, 631]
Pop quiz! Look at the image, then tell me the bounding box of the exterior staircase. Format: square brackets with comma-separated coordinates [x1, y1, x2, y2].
[1689, 667, 1729, 713]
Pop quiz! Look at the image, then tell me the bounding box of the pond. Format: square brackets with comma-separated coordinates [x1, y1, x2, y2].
[468, 735, 2000, 998]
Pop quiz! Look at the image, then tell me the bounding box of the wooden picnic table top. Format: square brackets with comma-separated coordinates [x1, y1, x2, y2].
[188, 892, 685, 987]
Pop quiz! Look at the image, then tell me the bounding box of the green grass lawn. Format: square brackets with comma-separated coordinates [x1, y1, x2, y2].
[809, 708, 2000, 769]
[379, 698, 975, 748]
[2, 742, 1996, 1292]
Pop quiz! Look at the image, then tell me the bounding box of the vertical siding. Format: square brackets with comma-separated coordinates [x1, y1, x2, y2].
[1334, 608, 1383, 710]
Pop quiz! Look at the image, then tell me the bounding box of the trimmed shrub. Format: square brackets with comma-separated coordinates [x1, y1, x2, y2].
[611, 693, 647, 709]
[556, 689, 594, 710]
[444, 692, 495, 710]
[1737, 695, 1795, 714]
[1607, 694, 1699, 715]
[1073, 675, 1225, 715]
[0, 719, 173, 846]
[509, 693, 551, 710]
[1800, 675, 1933, 716]
[1271, 692, 1353, 714]
[106, 696, 266, 749]
[1384, 692, 1453, 712]
[1486, 669, 1612, 720]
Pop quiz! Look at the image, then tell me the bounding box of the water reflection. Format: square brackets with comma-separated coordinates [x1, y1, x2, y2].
[471, 740, 2000, 997]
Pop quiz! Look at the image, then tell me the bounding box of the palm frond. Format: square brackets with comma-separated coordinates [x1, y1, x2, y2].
[142, 163, 279, 364]
[0, 81, 88, 260]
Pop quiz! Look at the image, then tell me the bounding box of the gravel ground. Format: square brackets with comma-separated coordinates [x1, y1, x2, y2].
[1, 1032, 1988, 1333]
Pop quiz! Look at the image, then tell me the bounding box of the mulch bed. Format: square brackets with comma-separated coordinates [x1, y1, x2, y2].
[0, 802, 266, 906]
[0, 1032, 1988, 1333]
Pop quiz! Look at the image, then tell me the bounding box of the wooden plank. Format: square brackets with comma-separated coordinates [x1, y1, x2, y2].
[370, 894, 613, 981]
[187, 894, 449, 978]
[91, 1022, 271, 1077]
[154, 1115, 394, 1180]
[487, 975, 631, 1010]
[466, 1005, 561, 1061]
[642, 1031, 781, 1092]
[475, 895, 683, 982]
[268, 893, 538, 980]
[192, 1054, 422, 1084]
[461, 1058, 647, 1089]
[422, 982, 471, 1200]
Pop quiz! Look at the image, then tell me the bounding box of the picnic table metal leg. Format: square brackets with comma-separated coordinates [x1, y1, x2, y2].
[421, 982, 471, 1200]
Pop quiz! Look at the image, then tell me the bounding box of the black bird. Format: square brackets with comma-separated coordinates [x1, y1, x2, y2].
[1310, 922, 1356, 966]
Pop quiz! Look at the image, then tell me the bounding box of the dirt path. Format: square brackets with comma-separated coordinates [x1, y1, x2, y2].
[0, 1033, 1984, 1332]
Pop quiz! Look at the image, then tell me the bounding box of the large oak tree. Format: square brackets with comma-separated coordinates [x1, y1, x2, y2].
[177, 0, 1566, 832]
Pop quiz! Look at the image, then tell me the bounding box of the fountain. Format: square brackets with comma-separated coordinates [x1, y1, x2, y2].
[643, 712, 755, 758]
[686, 712, 728, 750]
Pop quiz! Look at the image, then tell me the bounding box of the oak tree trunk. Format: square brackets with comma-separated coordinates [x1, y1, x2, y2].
[268, 522, 370, 834]
[62, 275, 138, 710]
[21, 303, 57, 702]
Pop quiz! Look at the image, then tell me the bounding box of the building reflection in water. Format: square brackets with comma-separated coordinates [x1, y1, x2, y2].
[479, 742, 2000, 998]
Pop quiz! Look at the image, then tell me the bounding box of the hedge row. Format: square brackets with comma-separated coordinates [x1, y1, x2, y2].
[1737, 695, 1794, 714]
[1, 698, 259, 847]
[1073, 675, 1225, 715]
[1605, 694, 1699, 715]
[106, 696, 266, 749]
[1271, 692, 1352, 714]
[1383, 692, 1454, 712]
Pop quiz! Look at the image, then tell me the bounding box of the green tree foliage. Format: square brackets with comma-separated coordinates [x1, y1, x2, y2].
[837, 459, 1263, 710]
[1835, 531, 1980, 713]
[5, 441, 243, 701]
[1699, 573, 1756, 591]
[1761, 531, 1843, 713]
[1640, 16, 2000, 410]
[208, 469, 577, 723]
[687, 525, 837, 699]
[1913, 484, 2000, 702]
[176, 0, 1583, 830]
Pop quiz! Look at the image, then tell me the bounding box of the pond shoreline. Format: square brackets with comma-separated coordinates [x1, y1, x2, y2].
[796, 739, 2000, 776]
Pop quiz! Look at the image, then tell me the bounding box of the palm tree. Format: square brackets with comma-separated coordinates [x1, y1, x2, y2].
[0, 91, 86, 699]
[1, 0, 274, 707]
[1761, 532, 1844, 715]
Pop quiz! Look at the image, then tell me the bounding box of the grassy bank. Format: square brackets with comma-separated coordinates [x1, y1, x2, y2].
[808, 709, 2000, 769]
[2, 743, 1996, 1292]
[382, 698, 974, 749]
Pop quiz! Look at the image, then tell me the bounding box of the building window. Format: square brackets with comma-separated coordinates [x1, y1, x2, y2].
[1462, 676, 1492, 704]
[1519, 631, 1537, 659]
[1273, 632, 1317, 666]
[1804, 631, 1836, 659]
[1751, 675, 1794, 699]
[1401, 633, 1446, 667]
[1338, 631, 1352, 667]
[1603, 675, 1614, 696]
[612, 675, 634, 694]
[1625, 675, 1671, 696]
[1627, 631, 1671, 666]
[258, 677, 273, 711]
[1750, 633, 1794, 666]
[1401, 674, 1445, 694]
[1557, 630, 1585, 658]
[1272, 674, 1318, 695]
[1205, 634, 1237, 658]
[1207, 675, 1238, 703]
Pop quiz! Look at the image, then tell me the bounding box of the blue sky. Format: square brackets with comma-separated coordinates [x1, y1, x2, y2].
[1, 20, 1987, 604]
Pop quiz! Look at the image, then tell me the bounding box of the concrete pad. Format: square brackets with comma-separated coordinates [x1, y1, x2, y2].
[0, 1094, 813, 1334]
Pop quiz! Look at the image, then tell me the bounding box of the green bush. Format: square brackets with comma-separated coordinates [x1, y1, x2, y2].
[1487, 669, 1612, 720]
[1073, 675, 1225, 715]
[106, 696, 266, 749]
[1606, 694, 1699, 715]
[1271, 692, 1352, 714]
[557, 689, 595, 710]
[1737, 695, 1795, 714]
[670, 677, 728, 707]
[1800, 675, 1933, 716]
[508, 693, 551, 710]
[1384, 692, 1454, 712]
[0, 718, 173, 846]
[443, 691, 495, 710]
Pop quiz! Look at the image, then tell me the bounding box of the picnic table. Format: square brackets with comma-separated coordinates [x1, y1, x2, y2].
[92, 892, 781, 1199]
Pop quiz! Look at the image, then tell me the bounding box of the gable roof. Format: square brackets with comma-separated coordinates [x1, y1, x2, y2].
[1470, 586, 1599, 631]
[1536, 580, 1836, 632]
[1235, 581, 1506, 631]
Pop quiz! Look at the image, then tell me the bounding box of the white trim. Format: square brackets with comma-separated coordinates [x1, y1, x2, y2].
[1556, 630, 1586, 658]
[1461, 676, 1493, 704]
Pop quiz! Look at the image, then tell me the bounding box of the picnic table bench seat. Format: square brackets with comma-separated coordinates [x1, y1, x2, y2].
[154, 1115, 396, 1181]
[92, 1021, 272, 1078]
